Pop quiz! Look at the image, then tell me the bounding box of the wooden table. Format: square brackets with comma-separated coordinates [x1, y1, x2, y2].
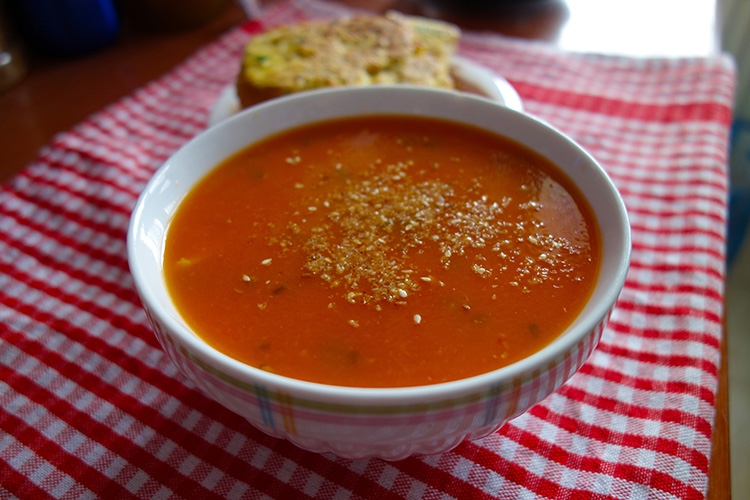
[0, 1, 729, 497]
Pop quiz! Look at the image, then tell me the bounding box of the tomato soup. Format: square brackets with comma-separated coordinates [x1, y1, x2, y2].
[164, 116, 600, 388]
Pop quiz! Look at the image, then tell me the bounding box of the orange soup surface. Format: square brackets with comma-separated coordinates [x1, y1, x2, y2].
[164, 116, 600, 388]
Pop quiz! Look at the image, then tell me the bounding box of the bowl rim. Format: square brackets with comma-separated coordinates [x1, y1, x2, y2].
[127, 85, 631, 406]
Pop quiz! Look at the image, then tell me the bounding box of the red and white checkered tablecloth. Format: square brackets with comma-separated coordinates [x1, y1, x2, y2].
[0, 0, 736, 498]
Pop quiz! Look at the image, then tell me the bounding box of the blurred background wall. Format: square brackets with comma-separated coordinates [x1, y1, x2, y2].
[721, 0, 750, 264]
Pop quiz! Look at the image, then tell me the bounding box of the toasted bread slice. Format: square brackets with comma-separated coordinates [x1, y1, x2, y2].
[236, 13, 460, 108]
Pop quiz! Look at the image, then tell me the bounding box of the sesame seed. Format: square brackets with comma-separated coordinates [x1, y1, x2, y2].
[261, 258, 272, 266]
[397, 289, 408, 298]
[242, 274, 252, 282]
[414, 314, 422, 324]
[348, 319, 360, 328]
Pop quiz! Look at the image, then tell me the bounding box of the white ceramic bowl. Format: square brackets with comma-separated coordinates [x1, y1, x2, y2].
[128, 86, 631, 460]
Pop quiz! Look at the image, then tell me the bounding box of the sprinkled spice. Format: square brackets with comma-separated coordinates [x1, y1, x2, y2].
[271, 153, 578, 307]
[164, 115, 600, 388]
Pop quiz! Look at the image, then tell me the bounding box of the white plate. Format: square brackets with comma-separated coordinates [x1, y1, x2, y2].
[207, 56, 523, 127]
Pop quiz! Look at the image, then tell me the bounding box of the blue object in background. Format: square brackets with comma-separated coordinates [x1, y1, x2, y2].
[728, 119, 750, 267]
[9, 0, 119, 56]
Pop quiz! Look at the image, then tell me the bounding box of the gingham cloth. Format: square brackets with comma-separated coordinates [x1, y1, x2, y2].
[0, 1, 736, 498]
